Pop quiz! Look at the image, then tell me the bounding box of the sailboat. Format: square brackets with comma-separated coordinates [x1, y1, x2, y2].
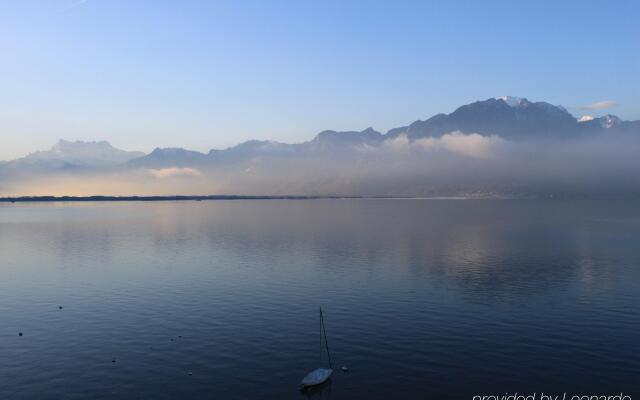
[300, 307, 333, 389]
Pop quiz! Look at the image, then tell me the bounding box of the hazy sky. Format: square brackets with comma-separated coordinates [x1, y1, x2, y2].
[1, 0, 638, 160]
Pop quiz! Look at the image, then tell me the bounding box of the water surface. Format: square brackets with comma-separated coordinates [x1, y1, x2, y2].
[1, 199, 639, 399]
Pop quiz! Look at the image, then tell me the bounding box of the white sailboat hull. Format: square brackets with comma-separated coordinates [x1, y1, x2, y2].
[300, 368, 333, 388]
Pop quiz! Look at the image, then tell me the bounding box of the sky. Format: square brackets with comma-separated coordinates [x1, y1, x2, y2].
[1, 0, 638, 161]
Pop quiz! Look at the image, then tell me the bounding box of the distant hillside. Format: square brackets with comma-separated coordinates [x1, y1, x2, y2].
[7, 140, 144, 169]
[122, 96, 638, 168]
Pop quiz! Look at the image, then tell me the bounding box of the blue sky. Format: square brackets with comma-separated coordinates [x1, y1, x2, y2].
[1, 0, 638, 160]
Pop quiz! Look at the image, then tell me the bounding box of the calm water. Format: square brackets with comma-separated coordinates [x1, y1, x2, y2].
[1, 199, 639, 399]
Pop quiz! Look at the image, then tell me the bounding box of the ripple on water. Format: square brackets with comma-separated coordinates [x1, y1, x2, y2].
[1, 199, 640, 399]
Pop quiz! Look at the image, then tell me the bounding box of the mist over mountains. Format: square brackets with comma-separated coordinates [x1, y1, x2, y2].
[2, 97, 639, 197]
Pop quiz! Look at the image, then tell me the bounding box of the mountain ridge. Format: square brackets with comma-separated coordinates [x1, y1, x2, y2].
[6, 139, 144, 169]
[5, 97, 638, 170]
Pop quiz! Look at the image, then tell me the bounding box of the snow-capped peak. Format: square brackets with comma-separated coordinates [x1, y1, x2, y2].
[600, 114, 620, 128]
[577, 114, 621, 128]
[496, 96, 527, 107]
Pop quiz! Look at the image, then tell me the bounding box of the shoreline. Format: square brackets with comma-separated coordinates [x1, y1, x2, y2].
[0, 195, 344, 203]
[0, 195, 521, 203]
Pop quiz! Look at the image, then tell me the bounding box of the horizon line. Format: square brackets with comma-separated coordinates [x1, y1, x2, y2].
[0, 194, 520, 203]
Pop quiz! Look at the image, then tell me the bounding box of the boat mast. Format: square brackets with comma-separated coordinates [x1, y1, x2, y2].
[320, 307, 322, 366]
[320, 307, 333, 369]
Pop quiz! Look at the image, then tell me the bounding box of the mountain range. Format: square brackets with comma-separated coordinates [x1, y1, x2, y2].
[3, 96, 637, 172]
[3, 140, 144, 169]
[0, 96, 640, 183]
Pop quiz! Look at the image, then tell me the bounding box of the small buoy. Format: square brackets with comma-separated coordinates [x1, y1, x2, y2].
[170, 338, 174, 341]
[59, 306, 63, 310]
[178, 335, 182, 339]
[18, 332, 23, 337]
[188, 371, 193, 376]
[341, 365, 348, 372]
[112, 359, 116, 363]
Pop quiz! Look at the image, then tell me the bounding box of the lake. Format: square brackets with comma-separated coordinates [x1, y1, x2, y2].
[1, 199, 639, 399]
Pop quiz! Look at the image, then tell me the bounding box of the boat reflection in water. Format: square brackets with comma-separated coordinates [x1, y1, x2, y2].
[301, 379, 332, 399]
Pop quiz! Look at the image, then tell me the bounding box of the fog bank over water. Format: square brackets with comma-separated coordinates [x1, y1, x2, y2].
[2, 131, 639, 198]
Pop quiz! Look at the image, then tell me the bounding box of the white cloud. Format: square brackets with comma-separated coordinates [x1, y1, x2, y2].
[578, 115, 594, 122]
[356, 135, 411, 153]
[147, 167, 202, 178]
[382, 134, 412, 152]
[581, 100, 617, 110]
[415, 132, 503, 158]
[359, 132, 503, 158]
[371, 132, 503, 158]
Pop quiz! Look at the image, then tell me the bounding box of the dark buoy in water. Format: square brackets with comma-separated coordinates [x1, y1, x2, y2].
[341, 365, 348, 372]
[59, 306, 63, 310]
[112, 359, 116, 363]
[178, 335, 182, 339]
[188, 371, 193, 376]
[18, 332, 23, 337]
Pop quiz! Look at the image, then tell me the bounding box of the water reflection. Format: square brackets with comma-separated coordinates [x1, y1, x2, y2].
[301, 379, 333, 399]
[1, 199, 639, 399]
